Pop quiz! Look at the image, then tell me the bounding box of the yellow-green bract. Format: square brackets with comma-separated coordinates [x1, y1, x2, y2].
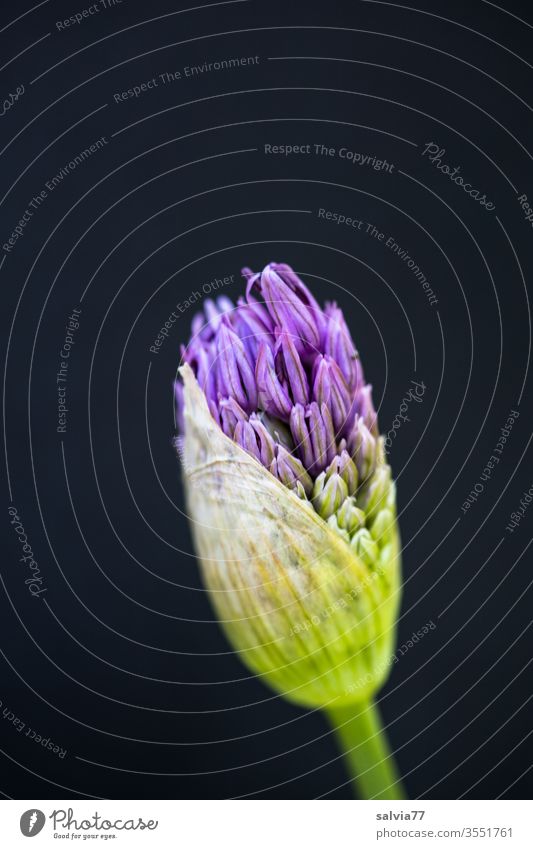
[179, 363, 401, 709]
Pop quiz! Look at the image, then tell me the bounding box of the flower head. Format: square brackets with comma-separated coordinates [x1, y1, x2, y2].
[176, 263, 401, 708]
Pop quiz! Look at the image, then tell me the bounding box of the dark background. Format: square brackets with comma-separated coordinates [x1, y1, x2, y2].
[1, 0, 532, 800]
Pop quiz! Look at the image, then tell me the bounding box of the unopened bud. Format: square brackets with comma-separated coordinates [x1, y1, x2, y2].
[327, 514, 351, 543]
[348, 417, 377, 482]
[326, 450, 358, 495]
[337, 498, 366, 534]
[358, 465, 392, 521]
[312, 472, 348, 519]
[370, 508, 394, 546]
[351, 528, 379, 567]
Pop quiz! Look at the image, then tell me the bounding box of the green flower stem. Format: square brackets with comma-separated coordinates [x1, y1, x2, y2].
[326, 700, 407, 799]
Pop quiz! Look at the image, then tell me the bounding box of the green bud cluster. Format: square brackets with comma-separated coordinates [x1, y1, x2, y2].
[298, 441, 397, 568]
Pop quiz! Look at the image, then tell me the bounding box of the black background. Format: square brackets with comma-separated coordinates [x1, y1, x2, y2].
[1, 0, 532, 800]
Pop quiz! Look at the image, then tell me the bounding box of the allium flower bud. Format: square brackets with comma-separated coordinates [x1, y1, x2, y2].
[176, 262, 405, 799]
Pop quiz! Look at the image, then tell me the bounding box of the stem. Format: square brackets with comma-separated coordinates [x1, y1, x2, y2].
[326, 700, 407, 799]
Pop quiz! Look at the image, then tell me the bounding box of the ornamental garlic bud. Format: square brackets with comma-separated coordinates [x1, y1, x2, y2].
[176, 263, 405, 798]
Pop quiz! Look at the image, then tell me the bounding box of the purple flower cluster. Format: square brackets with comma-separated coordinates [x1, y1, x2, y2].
[177, 262, 380, 524]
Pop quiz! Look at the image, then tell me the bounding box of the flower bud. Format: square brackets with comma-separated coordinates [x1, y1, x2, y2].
[348, 417, 377, 483]
[179, 364, 401, 707]
[326, 450, 358, 495]
[176, 262, 402, 712]
[370, 508, 395, 547]
[271, 444, 313, 496]
[358, 465, 394, 522]
[351, 528, 379, 568]
[312, 471, 349, 519]
[256, 342, 293, 419]
[312, 355, 351, 432]
[337, 498, 366, 534]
